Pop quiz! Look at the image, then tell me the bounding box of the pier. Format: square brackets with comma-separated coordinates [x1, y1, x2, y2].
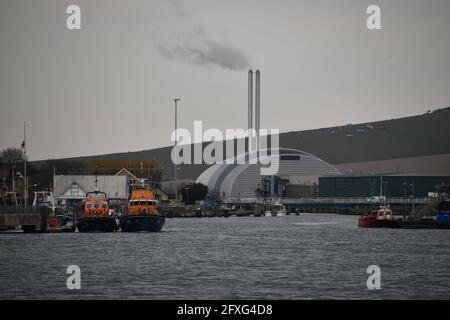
[280, 197, 430, 214]
[0, 206, 48, 232]
[217, 197, 430, 215]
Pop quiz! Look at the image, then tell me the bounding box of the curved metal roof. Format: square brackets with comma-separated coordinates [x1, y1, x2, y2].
[196, 148, 341, 197]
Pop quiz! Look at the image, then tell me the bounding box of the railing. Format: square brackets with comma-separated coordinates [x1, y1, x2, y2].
[279, 197, 429, 205]
[219, 198, 263, 204]
[156, 189, 169, 201]
[218, 197, 430, 205]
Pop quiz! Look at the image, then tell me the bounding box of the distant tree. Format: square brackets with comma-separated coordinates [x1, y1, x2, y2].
[0, 147, 26, 167]
[0, 148, 26, 195]
[181, 183, 208, 205]
[0, 176, 7, 192]
[25, 159, 55, 191]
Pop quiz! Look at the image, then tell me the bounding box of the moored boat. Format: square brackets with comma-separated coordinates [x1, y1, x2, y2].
[276, 204, 287, 217]
[77, 191, 118, 232]
[358, 206, 401, 228]
[47, 216, 62, 233]
[358, 209, 377, 228]
[253, 210, 262, 217]
[120, 189, 165, 232]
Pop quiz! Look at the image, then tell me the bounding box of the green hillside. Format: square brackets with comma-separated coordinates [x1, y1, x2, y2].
[31, 108, 450, 181]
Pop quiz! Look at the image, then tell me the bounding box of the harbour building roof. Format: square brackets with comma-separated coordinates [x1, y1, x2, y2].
[196, 148, 341, 198]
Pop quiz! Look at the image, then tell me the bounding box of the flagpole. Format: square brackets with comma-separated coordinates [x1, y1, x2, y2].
[23, 121, 27, 206]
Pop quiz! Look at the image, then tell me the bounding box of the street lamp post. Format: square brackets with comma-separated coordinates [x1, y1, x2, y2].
[173, 98, 181, 202]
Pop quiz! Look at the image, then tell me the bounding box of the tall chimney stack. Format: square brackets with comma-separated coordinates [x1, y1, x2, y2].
[248, 70, 253, 131]
[255, 70, 260, 151]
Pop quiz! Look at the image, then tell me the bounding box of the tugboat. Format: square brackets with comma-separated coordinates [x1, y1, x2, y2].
[358, 209, 378, 228]
[358, 206, 401, 228]
[120, 189, 165, 232]
[76, 191, 118, 232]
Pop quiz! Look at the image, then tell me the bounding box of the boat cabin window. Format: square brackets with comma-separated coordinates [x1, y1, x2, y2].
[102, 204, 107, 209]
[128, 200, 156, 206]
[86, 204, 92, 209]
[94, 204, 100, 209]
[129, 200, 139, 206]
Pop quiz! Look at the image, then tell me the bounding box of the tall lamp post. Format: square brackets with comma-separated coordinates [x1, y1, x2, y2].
[23, 121, 27, 206]
[173, 98, 181, 202]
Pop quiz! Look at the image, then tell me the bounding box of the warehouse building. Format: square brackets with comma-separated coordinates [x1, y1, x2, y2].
[318, 175, 450, 198]
[196, 148, 342, 198]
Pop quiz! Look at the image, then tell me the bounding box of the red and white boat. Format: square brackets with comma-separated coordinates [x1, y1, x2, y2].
[358, 206, 401, 228]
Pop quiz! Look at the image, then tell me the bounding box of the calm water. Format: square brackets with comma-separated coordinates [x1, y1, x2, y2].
[1, 214, 449, 299]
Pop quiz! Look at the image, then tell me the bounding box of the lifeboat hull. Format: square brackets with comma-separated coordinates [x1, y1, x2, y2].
[358, 216, 377, 228]
[372, 219, 402, 228]
[76, 217, 118, 232]
[358, 216, 402, 228]
[120, 214, 165, 232]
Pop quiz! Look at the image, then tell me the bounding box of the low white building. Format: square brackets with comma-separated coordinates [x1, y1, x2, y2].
[53, 175, 128, 201]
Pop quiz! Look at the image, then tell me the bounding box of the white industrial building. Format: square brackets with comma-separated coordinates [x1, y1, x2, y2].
[196, 148, 342, 198]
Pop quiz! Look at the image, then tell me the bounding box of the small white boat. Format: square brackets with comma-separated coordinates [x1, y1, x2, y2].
[276, 209, 286, 217]
[264, 210, 272, 217]
[274, 204, 287, 216]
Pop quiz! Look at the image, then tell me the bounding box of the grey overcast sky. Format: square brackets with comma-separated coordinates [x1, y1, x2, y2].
[1, 0, 449, 160]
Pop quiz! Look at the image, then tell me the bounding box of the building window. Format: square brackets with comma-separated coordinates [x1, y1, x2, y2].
[70, 184, 79, 196]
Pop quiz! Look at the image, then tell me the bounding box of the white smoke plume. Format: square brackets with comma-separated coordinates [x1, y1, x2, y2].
[156, 25, 250, 71]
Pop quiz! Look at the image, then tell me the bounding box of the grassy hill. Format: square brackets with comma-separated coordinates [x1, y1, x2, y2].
[29, 108, 450, 182]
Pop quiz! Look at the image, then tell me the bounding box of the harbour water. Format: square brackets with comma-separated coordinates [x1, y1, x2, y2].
[1, 214, 449, 299]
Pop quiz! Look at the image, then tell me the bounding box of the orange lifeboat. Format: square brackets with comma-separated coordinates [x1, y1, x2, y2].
[127, 189, 158, 215]
[76, 191, 118, 232]
[119, 189, 165, 232]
